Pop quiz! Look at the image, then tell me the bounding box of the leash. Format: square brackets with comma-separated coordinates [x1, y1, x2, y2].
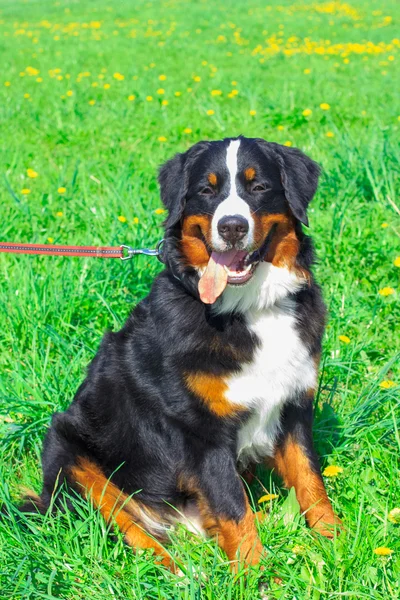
[0, 240, 165, 262]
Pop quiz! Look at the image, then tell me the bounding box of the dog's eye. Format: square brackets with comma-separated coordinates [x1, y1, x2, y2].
[252, 183, 267, 193]
[200, 186, 214, 196]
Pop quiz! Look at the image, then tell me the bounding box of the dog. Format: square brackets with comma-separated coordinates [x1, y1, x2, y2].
[19, 136, 340, 573]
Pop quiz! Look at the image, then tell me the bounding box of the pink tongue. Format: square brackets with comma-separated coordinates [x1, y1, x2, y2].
[198, 249, 245, 304]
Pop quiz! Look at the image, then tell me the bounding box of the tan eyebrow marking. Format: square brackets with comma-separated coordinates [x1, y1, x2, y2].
[208, 172, 217, 186]
[244, 167, 256, 181]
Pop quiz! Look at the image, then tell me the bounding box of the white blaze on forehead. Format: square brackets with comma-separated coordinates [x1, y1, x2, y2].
[211, 139, 254, 250]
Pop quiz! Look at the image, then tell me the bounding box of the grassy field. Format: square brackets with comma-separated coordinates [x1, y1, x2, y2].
[0, 0, 399, 597]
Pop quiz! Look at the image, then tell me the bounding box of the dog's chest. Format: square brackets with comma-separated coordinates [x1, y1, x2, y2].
[225, 304, 316, 464]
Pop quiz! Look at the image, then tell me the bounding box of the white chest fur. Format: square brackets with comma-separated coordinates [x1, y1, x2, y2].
[225, 301, 316, 465]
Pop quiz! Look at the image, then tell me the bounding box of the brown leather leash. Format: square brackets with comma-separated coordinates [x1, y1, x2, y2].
[0, 240, 164, 261]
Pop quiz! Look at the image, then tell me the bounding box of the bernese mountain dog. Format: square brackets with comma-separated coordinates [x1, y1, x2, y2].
[19, 136, 340, 573]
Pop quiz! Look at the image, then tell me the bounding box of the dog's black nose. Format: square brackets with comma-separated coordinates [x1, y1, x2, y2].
[217, 215, 249, 244]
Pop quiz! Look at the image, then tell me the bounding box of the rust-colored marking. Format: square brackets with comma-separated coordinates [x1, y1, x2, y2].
[252, 212, 310, 281]
[273, 437, 341, 538]
[70, 458, 176, 571]
[184, 372, 245, 417]
[208, 172, 217, 186]
[244, 167, 256, 181]
[181, 215, 211, 268]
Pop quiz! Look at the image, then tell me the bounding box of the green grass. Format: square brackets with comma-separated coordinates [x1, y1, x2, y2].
[0, 0, 399, 597]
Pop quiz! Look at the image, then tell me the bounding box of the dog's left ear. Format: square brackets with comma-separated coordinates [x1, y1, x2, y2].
[273, 144, 320, 227]
[158, 151, 188, 230]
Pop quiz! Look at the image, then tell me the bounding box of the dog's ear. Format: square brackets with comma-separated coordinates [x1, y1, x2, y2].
[272, 144, 320, 226]
[158, 151, 188, 230]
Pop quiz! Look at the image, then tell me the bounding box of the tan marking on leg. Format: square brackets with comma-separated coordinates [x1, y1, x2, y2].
[70, 458, 176, 571]
[273, 438, 341, 537]
[184, 372, 245, 417]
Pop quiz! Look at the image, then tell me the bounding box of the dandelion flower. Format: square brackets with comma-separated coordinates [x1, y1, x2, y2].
[128, 94, 135, 101]
[56, 211, 63, 217]
[320, 103, 330, 110]
[146, 95, 153, 102]
[211, 89, 222, 96]
[284, 141, 292, 147]
[27, 168, 38, 178]
[21, 188, 30, 195]
[206, 109, 215, 116]
[157, 88, 165, 95]
[380, 380, 396, 389]
[113, 72, 124, 81]
[118, 215, 127, 223]
[161, 100, 168, 106]
[183, 128, 192, 134]
[159, 74, 167, 81]
[388, 508, 400, 524]
[302, 109, 312, 117]
[381, 222, 389, 228]
[277, 125, 284, 131]
[193, 76, 201, 82]
[4, 81, 11, 87]
[304, 68, 311, 74]
[231, 80, 237, 86]
[133, 217, 139, 225]
[373, 547, 393, 556]
[339, 335, 350, 344]
[24, 93, 30, 99]
[47, 237, 54, 243]
[379, 287, 394, 296]
[57, 187, 66, 194]
[394, 257, 400, 267]
[174, 91, 182, 97]
[88, 99, 96, 105]
[66, 90, 73, 97]
[326, 131, 335, 137]
[158, 136, 167, 142]
[187, 87, 193, 93]
[155, 208, 166, 214]
[103, 83, 110, 90]
[258, 493, 279, 504]
[323, 465, 343, 477]
[249, 110, 257, 116]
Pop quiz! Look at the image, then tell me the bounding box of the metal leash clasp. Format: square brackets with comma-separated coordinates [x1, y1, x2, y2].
[120, 239, 165, 262]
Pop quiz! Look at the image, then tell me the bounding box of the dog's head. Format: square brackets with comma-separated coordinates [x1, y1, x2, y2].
[159, 136, 320, 306]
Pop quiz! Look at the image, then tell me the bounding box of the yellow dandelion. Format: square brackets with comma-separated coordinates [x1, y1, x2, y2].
[326, 131, 335, 138]
[381, 222, 389, 228]
[133, 217, 139, 225]
[284, 141, 292, 147]
[339, 335, 351, 344]
[24, 93, 30, 99]
[277, 125, 284, 131]
[379, 287, 394, 296]
[47, 237, 54, 243]
[193, 76, 201, 82]
[249, 110, 257, 116]
[258, 494, 279, 504]
[27, 168, 38, 178]
[373, 547, 393, 556]
[159, 74, 167, 81]
[57, 187, 66, 194]
[231, 80, 237, 86]
[155, 208, 166, 214]
[158, 136, 167, 142]
[146, 95, 153, 102]
[211, 89, 222, 96]
[323, 465, 343, 477]
[304, 68, 311, 74]
[4, 81, 11, 87]
[88, 99, 96, 105]
[206, 109, 215, 116]
[174, 91, 182, 97]
[302, 109, 312, 117]
[128, 94, 135, 101]
[187, 87, 193, 93]
[56, 211, 63, 217]
[388, 508, 400, 524]
[103, 83, 110, 90]
[157, 88, 165, 95]
[113, 72, 124, 80]
[320, 103, 331, 110]
[92, 82, 98, 88]
[117, 215, 127, 223]
[380, 380, 396, 389]
[21, 188, 30, 195]
[161, 99, 168, 106]
[183, 128, 192, 134]
[66, 90, 73, 97]
[394, 257, 400, 267]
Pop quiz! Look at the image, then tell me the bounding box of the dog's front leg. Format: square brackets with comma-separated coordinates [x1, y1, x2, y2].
[186, 451, 263, 571]
[270, 397, 341, 537]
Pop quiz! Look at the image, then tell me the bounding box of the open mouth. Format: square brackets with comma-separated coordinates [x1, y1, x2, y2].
[197, 225, 277, 304]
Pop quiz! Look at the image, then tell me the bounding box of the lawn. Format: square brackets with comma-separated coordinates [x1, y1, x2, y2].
[0, 0, 399, 597]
